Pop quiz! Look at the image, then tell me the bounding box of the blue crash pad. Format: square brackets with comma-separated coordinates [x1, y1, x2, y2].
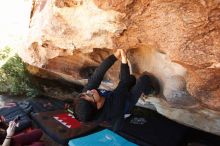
[68, 129, 137, 146]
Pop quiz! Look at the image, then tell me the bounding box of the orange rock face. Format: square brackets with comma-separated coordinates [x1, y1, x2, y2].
[19, 0, 220, 112]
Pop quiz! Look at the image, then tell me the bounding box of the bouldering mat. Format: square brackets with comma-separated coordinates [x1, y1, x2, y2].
[27, 96, 65, 113]
[68, 129, 137, 146]
[0, 103, 32, 132]
[31, 110, 98, 145]
[118, 107, 189, 146]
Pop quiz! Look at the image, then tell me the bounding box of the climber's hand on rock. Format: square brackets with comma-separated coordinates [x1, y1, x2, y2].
[120, 49, 127, 64]
[113, 49, 121, 59]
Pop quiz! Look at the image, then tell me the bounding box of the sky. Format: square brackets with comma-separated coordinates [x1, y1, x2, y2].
[0, 0, 32, 50]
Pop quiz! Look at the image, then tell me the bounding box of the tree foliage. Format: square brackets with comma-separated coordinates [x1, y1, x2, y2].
[0, 47, 40, 97]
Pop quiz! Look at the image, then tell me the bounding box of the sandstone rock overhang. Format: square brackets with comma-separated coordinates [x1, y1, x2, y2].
[18, 0, 220, 136]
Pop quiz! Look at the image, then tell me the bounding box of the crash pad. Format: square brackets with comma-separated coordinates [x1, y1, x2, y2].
[119, 106, 189, 146]
[0, 103, 32, 132]
[54, 113, 81, 129]
[68, 129, 137, 146]
[27, 96, 65, 113]
[31, 110, 97, 145]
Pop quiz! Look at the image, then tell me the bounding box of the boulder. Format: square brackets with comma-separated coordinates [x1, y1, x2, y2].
[19, 0, 220, 135]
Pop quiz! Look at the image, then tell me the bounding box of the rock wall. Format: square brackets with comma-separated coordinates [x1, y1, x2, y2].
[19, 0, 220, 135]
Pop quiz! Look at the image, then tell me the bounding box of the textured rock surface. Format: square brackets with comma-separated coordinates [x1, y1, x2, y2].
[19, 0, 220, 135]
[137, 96, 220, 136]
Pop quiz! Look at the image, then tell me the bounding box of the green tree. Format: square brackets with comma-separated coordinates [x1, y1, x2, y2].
[0, 47, 40, 97]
